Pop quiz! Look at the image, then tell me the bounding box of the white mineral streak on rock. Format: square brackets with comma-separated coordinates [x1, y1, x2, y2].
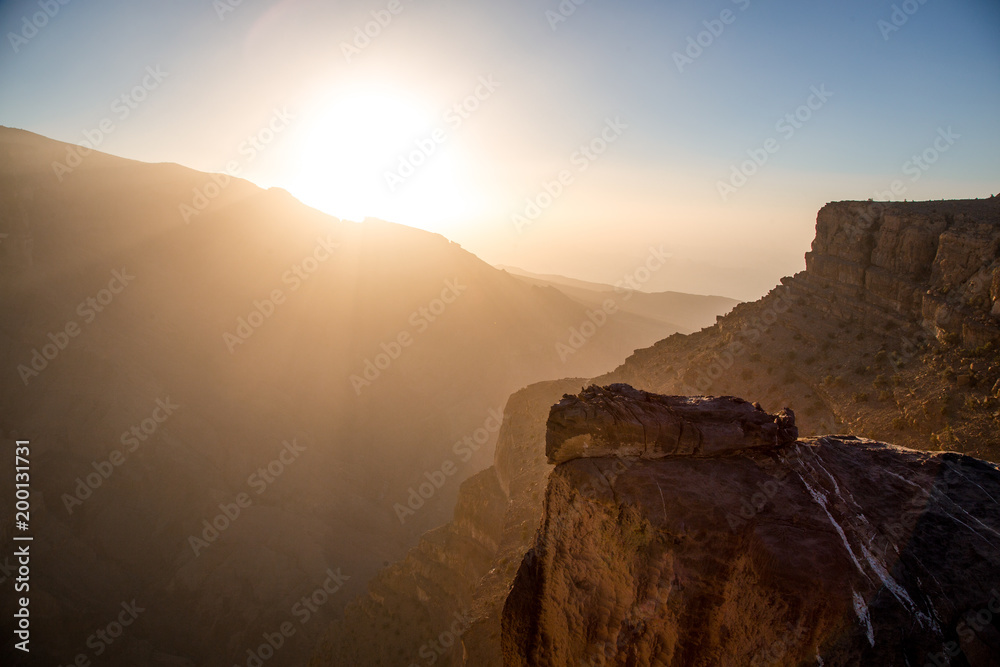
[852, 590, 875, 647]
[790, 446, 939, 634]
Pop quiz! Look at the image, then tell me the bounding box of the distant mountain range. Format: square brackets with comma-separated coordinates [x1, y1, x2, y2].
[0, 126, 738, 665]
[497, 265, 739, 334]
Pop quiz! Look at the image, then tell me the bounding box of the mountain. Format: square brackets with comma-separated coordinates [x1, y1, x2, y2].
[497, 265, 740, 335]
[310, 196, 1000, 665]
[0, 127, 737, 665]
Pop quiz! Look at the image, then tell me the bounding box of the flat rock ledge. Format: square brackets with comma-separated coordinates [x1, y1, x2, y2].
[546, 383, 798, 464]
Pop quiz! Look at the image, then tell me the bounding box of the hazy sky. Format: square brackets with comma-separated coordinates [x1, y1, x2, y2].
[2, 0, 998, 299]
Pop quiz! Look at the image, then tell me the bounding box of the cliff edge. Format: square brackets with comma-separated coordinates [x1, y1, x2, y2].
[503, 384, 1000, 666]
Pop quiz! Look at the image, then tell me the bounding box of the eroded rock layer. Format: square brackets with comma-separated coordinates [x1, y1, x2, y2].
[546, 384, 797, 464]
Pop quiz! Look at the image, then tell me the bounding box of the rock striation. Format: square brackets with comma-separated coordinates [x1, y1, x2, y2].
[794, 199, 1000, 347]
[547, 384, 797, 463]
[503, 385, 1000, 666]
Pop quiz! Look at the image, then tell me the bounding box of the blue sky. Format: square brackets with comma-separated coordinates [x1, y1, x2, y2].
[2, 0, 998, 299]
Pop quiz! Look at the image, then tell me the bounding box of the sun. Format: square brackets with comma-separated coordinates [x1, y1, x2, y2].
[288, 84, 484, 233]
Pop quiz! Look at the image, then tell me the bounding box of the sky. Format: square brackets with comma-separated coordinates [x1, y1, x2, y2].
[1, 0, 998, 300]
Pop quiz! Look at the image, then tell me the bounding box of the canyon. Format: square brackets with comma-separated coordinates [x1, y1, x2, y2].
[313, 196, 1000, 665]
[0, 127, 732, 665]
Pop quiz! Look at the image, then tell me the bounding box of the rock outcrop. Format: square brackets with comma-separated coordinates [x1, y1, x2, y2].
[547, 384, 797, 463]
[503, 384, 1000, 666]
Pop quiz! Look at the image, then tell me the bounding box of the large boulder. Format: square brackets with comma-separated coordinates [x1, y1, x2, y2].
[546, 383, 797, 464]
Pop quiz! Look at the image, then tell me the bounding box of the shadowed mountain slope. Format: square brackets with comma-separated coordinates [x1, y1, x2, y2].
[0, 127, 735, 665]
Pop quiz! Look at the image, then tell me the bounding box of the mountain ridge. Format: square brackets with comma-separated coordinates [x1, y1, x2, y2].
[0, 128, 736, 665]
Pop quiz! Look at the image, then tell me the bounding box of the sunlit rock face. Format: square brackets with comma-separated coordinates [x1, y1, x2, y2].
[503, 385, 1000, 667]
[799, 199, 1000, 347]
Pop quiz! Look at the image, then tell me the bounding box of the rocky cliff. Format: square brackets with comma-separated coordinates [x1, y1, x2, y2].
[614, 198, 1000, 455]
[310, 198, 1000, 666]
[503, 383, 1000, 666]
[800, 199, 1000, 346]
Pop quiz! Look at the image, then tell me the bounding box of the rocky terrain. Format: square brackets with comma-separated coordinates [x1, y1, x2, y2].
[616, 198, 1000, 456]
[504, 383, 1000, 666]
[312, 197, 1000, 665]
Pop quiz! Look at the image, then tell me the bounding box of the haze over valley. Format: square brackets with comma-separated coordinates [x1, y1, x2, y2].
[1, 1, 999, 665]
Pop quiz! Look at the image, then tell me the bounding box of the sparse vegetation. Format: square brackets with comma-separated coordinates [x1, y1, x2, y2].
[965, 341, 996, 359]
[942, 331, 961, 346]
